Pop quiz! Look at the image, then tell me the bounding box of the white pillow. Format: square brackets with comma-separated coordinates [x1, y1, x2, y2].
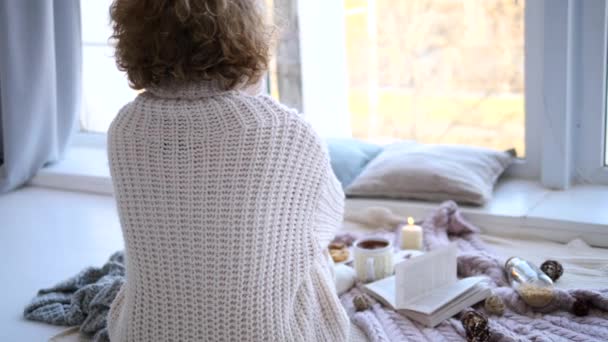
[345, 142, 514, 205]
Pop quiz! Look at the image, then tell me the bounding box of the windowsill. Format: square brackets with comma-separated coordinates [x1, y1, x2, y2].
[30, 146, 608, 247]
[30, 147, 112, 195]
[346, 179, 608, 247]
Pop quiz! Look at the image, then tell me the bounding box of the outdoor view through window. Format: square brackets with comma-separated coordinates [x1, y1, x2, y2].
[81, 0, 526, 158]
[344, 0, 525, 156]
[80, 0, 137, 133]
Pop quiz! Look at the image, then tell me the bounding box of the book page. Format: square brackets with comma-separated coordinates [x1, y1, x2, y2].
[402, 276, 485, 314]
[363, 275, 397, 309]
[401, 282, 490, 327]
[395, 243, 458, 308]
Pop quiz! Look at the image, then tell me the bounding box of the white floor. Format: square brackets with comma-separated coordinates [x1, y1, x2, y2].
[0, 187, 124, 341]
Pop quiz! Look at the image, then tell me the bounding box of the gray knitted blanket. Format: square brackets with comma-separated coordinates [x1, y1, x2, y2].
[24, 251, 125, 342]
[338, 201, 608, 341]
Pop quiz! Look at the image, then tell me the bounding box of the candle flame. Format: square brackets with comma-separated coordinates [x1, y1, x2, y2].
[407, 217, 415, 225]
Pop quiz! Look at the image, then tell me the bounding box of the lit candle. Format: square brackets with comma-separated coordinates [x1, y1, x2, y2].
[400, 217, 423, 250]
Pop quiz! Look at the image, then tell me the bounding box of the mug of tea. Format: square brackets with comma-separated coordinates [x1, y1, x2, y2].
[353, 237, 394, 283]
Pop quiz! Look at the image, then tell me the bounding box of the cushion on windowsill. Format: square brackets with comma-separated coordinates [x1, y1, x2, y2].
[345, 142, 514, 205]
[326, 138, 383, 189]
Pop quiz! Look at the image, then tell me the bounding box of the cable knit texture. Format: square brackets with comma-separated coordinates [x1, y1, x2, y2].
[106, 81, 350, 342]
[338, 201, 608, 342]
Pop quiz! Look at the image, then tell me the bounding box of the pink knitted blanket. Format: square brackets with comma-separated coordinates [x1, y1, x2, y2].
[338, 201, 608, 341]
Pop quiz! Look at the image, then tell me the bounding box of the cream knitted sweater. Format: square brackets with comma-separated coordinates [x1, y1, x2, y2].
[106, 81, 350, 341]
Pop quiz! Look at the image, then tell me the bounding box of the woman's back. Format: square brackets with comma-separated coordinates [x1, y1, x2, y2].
[107, 82, 349, 341]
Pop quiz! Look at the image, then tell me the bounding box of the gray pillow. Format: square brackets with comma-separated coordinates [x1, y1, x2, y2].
[345, 142, 514, 205]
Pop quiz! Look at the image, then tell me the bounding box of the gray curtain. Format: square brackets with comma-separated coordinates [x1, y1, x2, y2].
[0, 0, 81, 193]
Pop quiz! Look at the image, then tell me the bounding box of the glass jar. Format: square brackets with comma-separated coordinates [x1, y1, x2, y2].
[505, 257, 554, 307]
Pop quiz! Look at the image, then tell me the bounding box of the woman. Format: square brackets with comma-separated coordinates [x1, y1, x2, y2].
[106, 0, 350, 341]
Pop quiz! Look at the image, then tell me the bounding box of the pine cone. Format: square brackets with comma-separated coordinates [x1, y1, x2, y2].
[461, 310, 491, 342]
[571, 297, 590, 316]
[540, 260, 564, 282]
[353, 295, 370, 312]
[484, 295, 505, 316]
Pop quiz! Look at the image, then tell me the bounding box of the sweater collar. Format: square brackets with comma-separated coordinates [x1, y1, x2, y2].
[146, 80, 235, 99]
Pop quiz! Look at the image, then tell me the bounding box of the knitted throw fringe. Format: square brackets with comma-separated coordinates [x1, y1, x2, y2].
[338, 201, 608, 342]
[23, 252, 125, 342]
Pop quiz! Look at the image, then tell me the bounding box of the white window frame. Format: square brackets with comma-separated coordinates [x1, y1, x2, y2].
[506, 0, 608, 188]
[505, 0, 543, 180]
[576, 0, 608, 185]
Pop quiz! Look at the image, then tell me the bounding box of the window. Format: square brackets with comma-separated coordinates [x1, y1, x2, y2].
[344, 0, 525, 155]
[80, 0, 137, 133]
[76, 0, 608, 186]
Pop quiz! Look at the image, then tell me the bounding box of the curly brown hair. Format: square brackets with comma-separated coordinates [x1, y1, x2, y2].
[110, 0, 273, 90]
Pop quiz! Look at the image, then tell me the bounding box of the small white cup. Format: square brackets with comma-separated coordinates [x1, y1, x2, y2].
[353, 237, 394, 283]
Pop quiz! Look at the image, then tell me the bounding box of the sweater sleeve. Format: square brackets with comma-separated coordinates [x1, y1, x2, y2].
[315, 167, 345, 248]
[310, 136, 345, 249]
[262, 96, 345, 248]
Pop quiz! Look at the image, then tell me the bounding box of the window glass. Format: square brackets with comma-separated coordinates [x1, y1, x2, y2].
[80, 0, 136, 133]
[344, 0, 526, 156]
[80, 1, 281, 133]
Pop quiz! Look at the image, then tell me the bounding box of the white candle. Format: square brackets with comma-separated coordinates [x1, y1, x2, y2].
[400, 217, 423, 250]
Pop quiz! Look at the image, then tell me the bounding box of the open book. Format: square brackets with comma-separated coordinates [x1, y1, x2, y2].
[363, 243, 490, 327]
